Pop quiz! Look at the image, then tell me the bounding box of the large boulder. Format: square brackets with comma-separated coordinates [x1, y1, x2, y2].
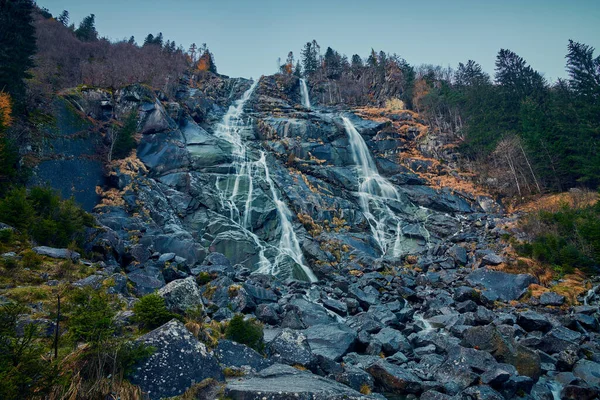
[128, 320, 224, 400]
[572, 360, 600, 389]
[33, 246, 80, 261]
[466, 268, 536, 302]
[267, 328, 315, 368]
[303, 323, 357, 362]
[366, 360, 423, 394]
[157, 277, 203, 313]
[225, 364, 372, 400]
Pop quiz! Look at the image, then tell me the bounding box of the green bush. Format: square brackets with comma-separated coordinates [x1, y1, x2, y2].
[67, 287, 117, 347]
[225, 314, 264, 353]
[132, 293, 181, 330]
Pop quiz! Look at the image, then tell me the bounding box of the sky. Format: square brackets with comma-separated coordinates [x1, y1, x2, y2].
[37, 0, 600, 82]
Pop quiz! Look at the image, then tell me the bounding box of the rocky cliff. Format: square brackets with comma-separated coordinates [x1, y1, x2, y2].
[21, 72, 600, 399]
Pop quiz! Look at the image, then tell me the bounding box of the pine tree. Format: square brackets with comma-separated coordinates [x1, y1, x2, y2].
[0, 92, 17, 191]
[455, 60, 490, 86]
[188, 43, 198, 63]
[75, 14, 98, 42]
[566, 40, 600, 99]
[143, 34, 155, 46]
[155, 32, 164, 47]
[57, 10, 69, 26]
[128, 36, 135, 45]
[323, 47, 342, 79]
[301, 41, 318, 77]
[0, 0, 37, 103]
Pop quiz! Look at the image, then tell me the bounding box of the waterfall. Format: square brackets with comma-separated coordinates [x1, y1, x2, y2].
[342, 116, 428, 257]
[300, 78, 311, 109]
[214, 80, 317, 282]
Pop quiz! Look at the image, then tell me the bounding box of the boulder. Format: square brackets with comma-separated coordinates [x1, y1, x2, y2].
[367, 360, 423, 394]
[466, 268, 536, 302]
[540, 292, 565, 306]
[128, 320, 223, 400]
[573, 360, 600, 390]
[303, 323, 357, 362]
[127, 266, 166, 295]
[215, 339, 273, 372]
[517, 310, 553, 332]
[33, 246, 80, 261]
[157, 277, 203, 313]
[372, 327, 411, 355]
[225, 364, 371, 400]
[267, 328, 315, 368]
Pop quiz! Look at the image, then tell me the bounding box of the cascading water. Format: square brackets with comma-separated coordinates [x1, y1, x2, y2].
[299, 78, 311, 109]
[214, 80, 317, 282]
[342, 116, 429, 257]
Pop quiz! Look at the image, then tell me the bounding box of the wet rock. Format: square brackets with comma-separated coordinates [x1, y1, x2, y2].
[286, 298, 335, 327]
[225, 363, 371, 399]
[304, 323, 357, 362]
[158, 276, 202, 313]
[128, 320, 223, 400]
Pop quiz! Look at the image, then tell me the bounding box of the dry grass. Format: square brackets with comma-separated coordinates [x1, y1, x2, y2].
[512, 189, 598, 213]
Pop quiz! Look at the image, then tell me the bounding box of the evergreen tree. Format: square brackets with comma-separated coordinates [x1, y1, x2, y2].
[155, 32, 164, 47]
[566, 39, 600, 99]
[111, 112, 137, 160]
[143, 34, 155, 46]
[323, 47, 342, 79]
[128, 36, 135, 45]
[367, 49, 378, 68]
[455, 60, 490, 86]
[301, 41, 318, 77]
[0, 0, 37, 103]
[75, 14, 98, 42]
[57, 10, 69, 26]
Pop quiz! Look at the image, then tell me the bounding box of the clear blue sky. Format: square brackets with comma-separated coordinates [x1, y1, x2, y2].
[37, 0, 600, 82]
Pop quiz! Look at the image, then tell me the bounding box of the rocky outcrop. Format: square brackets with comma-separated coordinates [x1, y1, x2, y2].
[128, 320, 224, 400]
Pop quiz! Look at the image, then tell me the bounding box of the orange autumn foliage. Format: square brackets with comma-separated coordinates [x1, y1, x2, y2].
[196, 51, 216, 73]
[0, 92, 12, 130]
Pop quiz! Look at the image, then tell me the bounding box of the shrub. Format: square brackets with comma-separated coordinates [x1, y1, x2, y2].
[224, 314, 264, 353]
[67, 287, 117, 347]
[21, 249, 43, 269]
[132, 293, 181, 330]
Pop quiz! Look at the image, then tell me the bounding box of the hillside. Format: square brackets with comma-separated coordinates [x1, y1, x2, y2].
[1, 2, 600, 400]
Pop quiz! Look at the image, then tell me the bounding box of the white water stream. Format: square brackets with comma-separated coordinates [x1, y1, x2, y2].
[342, 116, 428, 257]
[214, 80, 317, 282]
[300, 78, 311, 109]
